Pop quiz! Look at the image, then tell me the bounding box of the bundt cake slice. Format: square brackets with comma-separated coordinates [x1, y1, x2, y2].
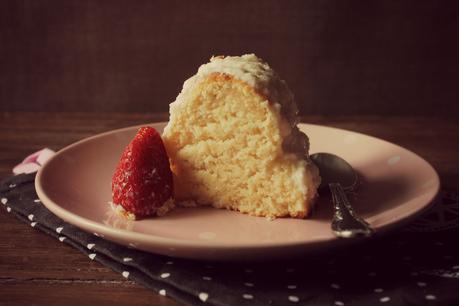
[162, 54, 320, 219]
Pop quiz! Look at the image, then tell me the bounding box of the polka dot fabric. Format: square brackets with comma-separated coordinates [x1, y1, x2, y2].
[2, 173, 459, 305]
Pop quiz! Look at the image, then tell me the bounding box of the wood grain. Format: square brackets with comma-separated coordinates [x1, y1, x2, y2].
[1, 0, 458, 116]
[0, 112, 458, 306]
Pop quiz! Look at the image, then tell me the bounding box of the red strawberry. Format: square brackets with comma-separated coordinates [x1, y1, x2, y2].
[111, 126, 174, 219]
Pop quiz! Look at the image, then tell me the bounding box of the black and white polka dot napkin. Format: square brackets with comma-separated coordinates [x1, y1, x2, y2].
[2, 173, 459, 306]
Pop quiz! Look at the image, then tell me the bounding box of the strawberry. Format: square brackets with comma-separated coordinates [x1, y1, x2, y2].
[111, 126, 174, 219]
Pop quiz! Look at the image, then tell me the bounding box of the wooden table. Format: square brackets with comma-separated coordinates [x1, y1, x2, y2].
[1, 113, 458, 306]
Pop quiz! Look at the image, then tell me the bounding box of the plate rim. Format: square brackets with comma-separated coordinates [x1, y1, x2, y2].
[35, 122, 441, 251]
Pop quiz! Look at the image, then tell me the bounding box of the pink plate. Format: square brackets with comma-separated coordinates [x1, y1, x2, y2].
[35, 122, 440, 261]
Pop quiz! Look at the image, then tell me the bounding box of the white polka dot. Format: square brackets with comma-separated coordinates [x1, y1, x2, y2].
[123, 257, 133, 262]
[287, 285, 297, 289]
[202, 276, 212, 281]
[245, 269, 253, 273]
[335, 301, 345, 306]
[244, 282, 254, 287]
[380, 296, 390, 303]
[425, 294, 436, 300]
[88, 253, 96, 260]
[94, 232, 105, 238]
[28, 214, 34, 221]
[242, 294, 253, 300]
[199, 292, 209, 302]
[344, 134, 358, 144]
[9, 184, 16, 188]
[87, 243, 95, 250]
[128, 242, 136, 248]
[58, 236, 66, 242]
[288, 295, 300, 302]
[417, 282, 427, 287]
[198, 232, 217, 240]
[1, 198, 8, 205]
[410, 272, 419, 277]
[56, 227, 63, 233]
[6, 207, 11, 212]
[453, 265, 459, 270]
[331, 283, 340, 289]
[387, 156, 401, 166]
[160, 273, 170, 279]
[368, 272, 377, 277]
[30, 222, 37, 227]
[159, 289, 166, 296]
[33, 199, 41, 203]
[166, 261, 173, 265]
[122, 271, 130, 278]
[422, 179, 436, 189]
[374, 288, 384, 293]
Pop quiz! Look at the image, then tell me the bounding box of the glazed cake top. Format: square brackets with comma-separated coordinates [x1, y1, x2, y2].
[167, 54, 309, 157]
[196, 54, 298, 124]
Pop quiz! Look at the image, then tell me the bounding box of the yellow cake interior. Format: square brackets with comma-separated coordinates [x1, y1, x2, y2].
[163, 63, 320, 219]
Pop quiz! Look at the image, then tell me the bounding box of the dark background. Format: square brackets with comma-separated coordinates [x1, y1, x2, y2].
[1, 0, 458, 116]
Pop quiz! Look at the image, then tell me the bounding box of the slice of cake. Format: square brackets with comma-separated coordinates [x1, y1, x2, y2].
[162, 54, 320, 219]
